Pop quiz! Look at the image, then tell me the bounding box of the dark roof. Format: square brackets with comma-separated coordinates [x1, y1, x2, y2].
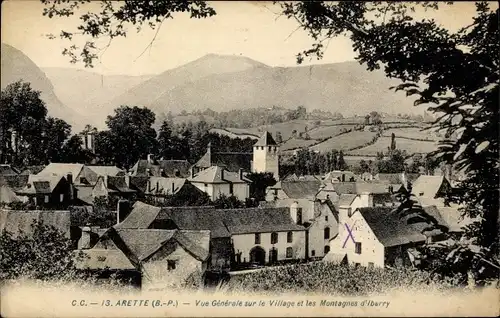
[119, 202, 305, 238]
[19, 165, 46, 175]
[16, 175, 65, 195]
[106, 176, 136, 193]
[106, 228, 210, 262]
[0, 164, 19, 176]
[254, 131, 277, 146]
[0, 209, 71, 238]
[280, 180, 322, 199]
[130, 160, 191, 178]
[330, 182, 393, 195]
[129, 176, 150, 193]
[356, 206, 445, 247]
[0, 174, 29, 191]
[195, 150, 253, 173]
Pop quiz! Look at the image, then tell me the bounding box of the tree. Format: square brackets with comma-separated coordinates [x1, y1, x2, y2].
[280, 1, 499, 278]
[157, 120, 185, 160]
[337, 151, 348, 171]
[96, 106, 158, 169]
[0, 220, 81, 281]
[275, 131, 283, 144]
[246, 172, 277, 202]
[390, 133, 397, 152]
[60, 135, 94, 164]
[42, 116, 72, 162]
[212, 194, 245, 209]
[1, 81, 48, 165]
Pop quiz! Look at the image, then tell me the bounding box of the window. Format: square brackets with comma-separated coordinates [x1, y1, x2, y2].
[348, 208, 353, 217]
[268, 146, 272, 151]
[355, 242, 362, 254]
[287, 231, 293, 243]
[354, 262, 360, 268]
[44, 195, 49, 203]
[271, 232, 278, 244]
[324, 227, 330, 239]
[255, 233, 261, 244]
[311, 250, 316, 257]
[60, 194, 64, 202]
[286, 247, 293, 258]
[204, 183, 208, 188]
[167, 260, 176, 271]
[324, 245, 330, 254]
[296, 208, 303, 225]
[325, 215, 328, 222]
[419, 192, 424, 196]
[368, 262, 374, 269]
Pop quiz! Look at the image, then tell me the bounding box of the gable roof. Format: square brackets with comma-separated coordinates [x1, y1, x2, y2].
[194, 149, 253, 173]
[37, 163, 84, 179]
[97, 176, 136, 193]
[254, 131, 277, 147]
[16, 174, 65, 194]
[130, 160, 191, 178]
[338, 194, 358, 207]
[101, 228, 210, 263]
[0, 209, 71, 238]
[280, 180, 322, 199]
[283, 174, 322, 182]
[356, 206, 445, 247]
[119, 201, 305, 239]
[75, 249, 136, 270]
[411, 175, 450, 198]
[330, 182, 393, 195]
[87, 166, 125, 177]
[190, 166, 250, 184]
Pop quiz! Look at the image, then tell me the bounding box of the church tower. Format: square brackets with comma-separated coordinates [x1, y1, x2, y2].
[252, 131, 279, 180]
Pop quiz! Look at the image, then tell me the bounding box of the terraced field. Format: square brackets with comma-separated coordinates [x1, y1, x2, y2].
[209, 128, 259, 139]
[310, 131, 378, 153]
[382, 127, 439, 141]
[307, 124, 357, 140]
[280, 138, 320, 151]
[348, 136, 439, 156]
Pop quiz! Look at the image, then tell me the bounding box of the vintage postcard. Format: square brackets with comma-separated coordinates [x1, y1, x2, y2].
[1, 1, 499, 317]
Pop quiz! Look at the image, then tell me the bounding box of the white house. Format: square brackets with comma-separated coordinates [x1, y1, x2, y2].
[189, 166, 251, 201]
[325, 204, 446, 268]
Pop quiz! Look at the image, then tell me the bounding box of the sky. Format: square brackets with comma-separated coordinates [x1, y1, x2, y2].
[1, 1, 492, 76]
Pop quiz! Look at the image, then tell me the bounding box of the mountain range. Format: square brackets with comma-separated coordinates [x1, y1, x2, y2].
[2, 43, 421, 131]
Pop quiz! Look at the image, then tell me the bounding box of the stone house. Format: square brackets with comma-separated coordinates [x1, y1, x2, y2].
[189, 166, 251, 201]
[129, 155, 192, 178]
[77, 227, 210, 290]
[15, 174, 77, 209]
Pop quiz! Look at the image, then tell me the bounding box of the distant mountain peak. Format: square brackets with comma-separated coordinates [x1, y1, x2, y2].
[191, 53, 269, 68]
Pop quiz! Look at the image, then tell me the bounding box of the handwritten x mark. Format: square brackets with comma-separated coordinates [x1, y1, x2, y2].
[342, 222, 357, 248]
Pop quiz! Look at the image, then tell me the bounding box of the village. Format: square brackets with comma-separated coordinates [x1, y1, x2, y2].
[0, 127, 472, 290]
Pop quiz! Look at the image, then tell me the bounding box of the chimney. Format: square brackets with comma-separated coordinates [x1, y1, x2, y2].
[78, 226, 92, 250]
[239, 168, 243, 180]
[116, 199, 130, 224]
[220, 167, 225, 181]
[147, 154, 154, 164]
[67, 173, 74, 200]
[160, 168, 165, 177]
[172, 182, 175, 194]
[103, 175, 108, 187]
[207, 142, 212, 155]
[124, 175, 130, 188]
[359, 192, 373, 207]
[190, 166, 196, 178]
[146, 168, 152, 176]
[338, 205, 352, 224]
[341, 174, 346, 182]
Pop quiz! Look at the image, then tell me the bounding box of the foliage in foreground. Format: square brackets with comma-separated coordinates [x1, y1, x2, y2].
[222, 261, 469, 296]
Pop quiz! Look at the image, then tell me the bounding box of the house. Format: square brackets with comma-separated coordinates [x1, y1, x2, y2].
[252, 131, 280, 180]
[130, 155, 191, 178]
[116, 201, 307, 269]
[78, 227, 210, 290]
[261, 198, 339, 259]
[0, 209, 71, 239]
[15, 174, 77, 208]
[141, 177, 208, 205]
[92, 175, 136, 201]
[317, 182, 401, 209]
[326, 205, 446, 268]
[324, 170, 358, 183]
[373, 172, 420, 189]
[189, 166, 251, 201]
[360, 172, 374, 181]
[265, 180, 322, 201]
[411, 175, 452, 207]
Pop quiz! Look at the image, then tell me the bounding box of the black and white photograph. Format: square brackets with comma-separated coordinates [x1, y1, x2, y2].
[0, 1, 499, 317]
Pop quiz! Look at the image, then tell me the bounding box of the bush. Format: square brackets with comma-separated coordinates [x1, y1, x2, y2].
[221, 262, 458, 296]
